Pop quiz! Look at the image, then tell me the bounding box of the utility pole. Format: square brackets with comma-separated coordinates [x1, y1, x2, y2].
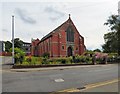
[118, 1, 120, 15]
[118, 2, 120, 56]
[12, 15, 15, 64]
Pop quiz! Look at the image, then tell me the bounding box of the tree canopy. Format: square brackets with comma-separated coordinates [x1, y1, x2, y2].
[5, 41, 12, 52]
[93, 49, 101, 52]
[14, 38, 24, 50]
[5, 38, 24, 52]
[102, 32, 117, 53]
[103, 15, 120, 55]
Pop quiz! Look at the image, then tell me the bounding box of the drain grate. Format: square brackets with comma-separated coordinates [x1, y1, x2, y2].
[77, 86, 86, 90]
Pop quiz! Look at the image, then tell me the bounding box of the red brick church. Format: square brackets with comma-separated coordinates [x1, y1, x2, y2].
[31, 15, 86, 57]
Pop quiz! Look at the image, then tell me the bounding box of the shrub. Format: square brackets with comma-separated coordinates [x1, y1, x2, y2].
[10, 48, 25, 64]
[26, 56, 32, 63]
[37, 57, 43, 65]
[31, 57, 37, 65]
[107, 53, 118, 62]
[42, 52, 50, 59]
[74, 55, 92, 64]
[48, 58, 61, 65]
[74, 55, 85, 63]
[85, 56, 92, 63]
[26, 56, 43, 65]
[22, 56, 43, 65]
[67, 57, 73, 64]
[22, 62, 29, 65]
[47, 57, 72, 65]
[96, 58, 102, 64]
[42, 57, 48, 65]
[61, 58, 66, 64]
[59, 57, 72, 64]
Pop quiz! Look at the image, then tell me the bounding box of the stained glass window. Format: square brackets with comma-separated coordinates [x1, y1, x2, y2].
[67, 26, 74, 42]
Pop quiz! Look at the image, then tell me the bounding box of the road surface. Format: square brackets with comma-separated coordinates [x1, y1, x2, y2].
[2, 63, 119, 93]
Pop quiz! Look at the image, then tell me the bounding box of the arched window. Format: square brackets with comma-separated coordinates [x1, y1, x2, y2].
[66, 26, 74, 42]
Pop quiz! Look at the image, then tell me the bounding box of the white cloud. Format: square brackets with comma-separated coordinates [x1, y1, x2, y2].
[1, 1, 119, 50]
[15, 8, 37, 24]
[44, 5, 65, 21]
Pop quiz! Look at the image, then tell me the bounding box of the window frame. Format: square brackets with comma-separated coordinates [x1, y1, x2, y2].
[66, 26, 74, 42]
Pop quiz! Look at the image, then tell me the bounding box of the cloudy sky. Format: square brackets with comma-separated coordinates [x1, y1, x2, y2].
[0, 0, 119, 50]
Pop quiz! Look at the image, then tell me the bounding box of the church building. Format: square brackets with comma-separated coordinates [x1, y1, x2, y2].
[31, 15, 86, 57]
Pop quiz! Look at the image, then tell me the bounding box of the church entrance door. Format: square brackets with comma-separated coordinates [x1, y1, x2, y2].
[67, 46, 73, 57]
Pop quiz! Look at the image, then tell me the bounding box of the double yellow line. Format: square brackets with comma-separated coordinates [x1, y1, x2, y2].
[50, 78, 120, 93]
[82, 78, 120, 91]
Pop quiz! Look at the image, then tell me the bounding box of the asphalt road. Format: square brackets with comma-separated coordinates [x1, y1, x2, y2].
[2, 63, 119, 92]
[82, 81, 119, 92]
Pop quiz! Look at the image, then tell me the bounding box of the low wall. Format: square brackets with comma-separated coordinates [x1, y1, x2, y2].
[12, 63, 94, 69]
[0, 52, 12, 56]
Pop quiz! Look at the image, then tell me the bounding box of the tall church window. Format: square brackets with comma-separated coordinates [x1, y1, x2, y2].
[67, 26, 74, 42]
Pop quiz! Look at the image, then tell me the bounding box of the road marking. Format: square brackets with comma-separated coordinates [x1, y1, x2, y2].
[83, 78, 120, 91]
[51, 78, 120, 93]
[49, 88, 80, 94]
[54, 78, 64, 82]
[58, 88, 80, 92]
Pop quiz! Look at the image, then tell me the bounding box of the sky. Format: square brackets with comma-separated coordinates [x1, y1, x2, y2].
[0, 0, 119, 50]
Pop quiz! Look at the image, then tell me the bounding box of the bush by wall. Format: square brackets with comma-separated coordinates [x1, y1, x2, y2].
[107, 53, 118, 62]
[15, 52, 112, 66]
[25, 56, 43, 65]
[73, 55, 92, 64]
[10, 48, 25, 64]
[42, 52, 50, 59]
[47, 57, 73, 65]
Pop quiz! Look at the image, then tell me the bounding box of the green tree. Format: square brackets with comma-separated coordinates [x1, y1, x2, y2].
[14, 38, 24, 49]
[102, 32, 117, 53]
[5, 38, 24, 52]
[5, 41, 12, 52]
[10, 48, 25, 64]
[104, 15, 120, 55]
[93, 49, 101, 52]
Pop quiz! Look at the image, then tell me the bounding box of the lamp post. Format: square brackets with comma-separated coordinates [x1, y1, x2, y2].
[12, 15, 14, 64]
